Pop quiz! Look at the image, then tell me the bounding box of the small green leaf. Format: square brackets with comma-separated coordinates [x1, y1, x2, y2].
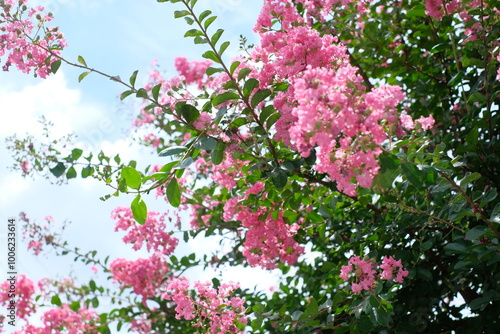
[305, 298, 319, 316]
[71, 148, 83, 160]
[81, 166, 94, 178]
[129, 70, 138, 87]
[199, 10, 212, 22]
[121, 167, 142, 190]
[460, 172, 481, 186]
[136, 88, 149, 99]
[151, 84, 162, 101]
[219, 41, 230, 55]
[271, 168, 288, 189]
[230, 61, 241, 75]
[401, 162, 423, 187]
[206, 67, 224, 76]
[443, 242, 467, 254]
[490, 202, 500, 223]
[131, 195, 147, 225]
[50, 59, 61, 74]
[243, 78, 259, 98]
[49, 162, 66, 177]
[184, 29, 204, 37]
[167, 178, 181, 207]
[211, 29, 224, 45]
[77, 55, 87, 66]
[159, 146, 188, 157]
[251, 89, 271, 108]
[78, 71, 90, 82]
[202, 50, 220, 63]
[51, 295, 62, 306]
[195, 137, 217, 151]
[204, 16, 217, 29]
[174, 10, 190, 18]
[466, 226, 487, 240]
[237, 68, 251, 81]
[66, 166, 77, 179]
[120, 90, 134, 100]
[211, 141, 225, 165]
[181, 104, 200, 123]
[212, 91, 239, 106]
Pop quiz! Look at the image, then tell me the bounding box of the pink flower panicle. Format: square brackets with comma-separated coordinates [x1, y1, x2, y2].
[111, 206, 179, 255]
[109, 254, 170, 301]
[340, 256, 409, 293]
[0, 274, 36, 319]
[0, 0, 67, 78]
[164, 278, 247, 334]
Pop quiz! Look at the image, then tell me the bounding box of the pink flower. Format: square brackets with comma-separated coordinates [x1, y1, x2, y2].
[416, 115, 435, 131]
[111, 207, 178, 255]
[380, 256, 409, 283]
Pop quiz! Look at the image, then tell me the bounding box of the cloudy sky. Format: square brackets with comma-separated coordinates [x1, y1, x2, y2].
[0, 0, 286, 329]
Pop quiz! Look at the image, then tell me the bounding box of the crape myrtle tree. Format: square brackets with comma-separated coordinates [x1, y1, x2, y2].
[1, 0, 500, 333]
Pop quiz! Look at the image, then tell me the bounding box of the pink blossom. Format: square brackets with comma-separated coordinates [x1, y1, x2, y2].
[380, 256, 409, 283]
[400, 114, 415, 130]
[0, 1, 67, 78]
[109, 254, 170, 301]
[174, 56, 212, 89]
[164, 278, 247, 333]
[111, 206, 178, 255]
[0, 275, 36, 319]
[416, 115, 435, 131]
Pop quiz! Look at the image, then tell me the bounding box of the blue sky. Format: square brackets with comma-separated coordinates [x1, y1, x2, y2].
[0, 0, 288, 330]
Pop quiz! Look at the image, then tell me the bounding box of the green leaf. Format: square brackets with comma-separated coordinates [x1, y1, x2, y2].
[490, 202, 500, 223]
[202, 50, 220, 63]
[199, 10, 212, 22]
[78, 71, 90, 82]
[71, 148, 83, 160]
[129, 70, 138, 87]
[212, 91, 239, 106]
[211, 141, 225, 165]
[259, 105, 275, 123]
[50, 59, 61, 74]
[174, 10, 190, 18]
[50, 162, 66, 177]
[230, 61, 241, 75]
[219, 41, 230, 55]
[51, 295, 62, 306]
[401, 162, 423, 187]
[211, 29, 224, 45]
[120, 90, 134, 100]
[159, 146, 188, 157]
[195, 137, 217, 151]
[77, 55, 87, 66]
[443, 242, 467, 254]
[131, 195, 147, 225]
[460, 172, 481, 186]
[181, 104, 200, 124]
[184, 29, 204, 37]
[206, 67, 224, 76]
[243, 78, 259, 98]
[204, 16, 217, 29]
[151, 83, 162, 101]
[251, 89, 271, 108]
[81, 166, 94, 178]
[466, 226, 487, 240]
[136, 88, 149, 99]
[266, 113, 280, 130]
[66, 166, 77, 179]
[121, 167, 142, 190]
[237, 68, 251, 81]
[305, 298, 319, 316]
[271, 168, 288, 189]
[167, 178, 181, 207]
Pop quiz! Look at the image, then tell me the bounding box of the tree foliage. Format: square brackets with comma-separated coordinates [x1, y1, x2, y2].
[2, 0, 500, 333]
